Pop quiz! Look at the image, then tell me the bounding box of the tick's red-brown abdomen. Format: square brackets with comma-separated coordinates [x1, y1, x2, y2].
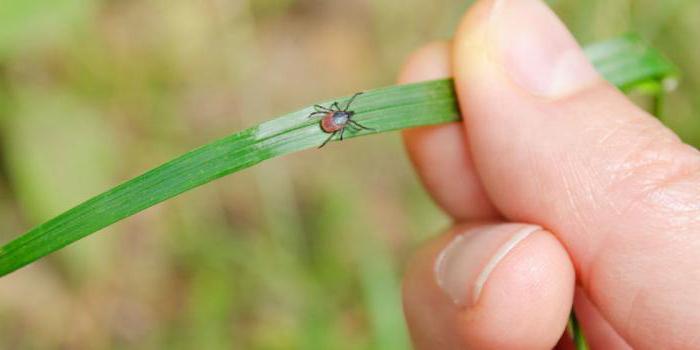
[321, 112, 343, 132]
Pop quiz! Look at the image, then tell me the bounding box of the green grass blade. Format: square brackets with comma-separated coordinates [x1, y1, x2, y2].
[584, 33, 678, 92]
[0, 34, 677, 277]
[567, 311, 590, 350]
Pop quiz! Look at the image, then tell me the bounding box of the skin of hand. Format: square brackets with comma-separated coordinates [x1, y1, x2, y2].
[399, 0, 700, 349]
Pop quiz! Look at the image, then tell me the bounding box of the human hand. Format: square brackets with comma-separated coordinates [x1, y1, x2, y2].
[399, 1, 700, 349]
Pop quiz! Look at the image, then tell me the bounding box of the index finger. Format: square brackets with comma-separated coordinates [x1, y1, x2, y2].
[400, 41, 499, 221]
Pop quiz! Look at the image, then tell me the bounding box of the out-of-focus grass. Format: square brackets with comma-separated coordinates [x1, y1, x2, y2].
[0, 0, 697, 349]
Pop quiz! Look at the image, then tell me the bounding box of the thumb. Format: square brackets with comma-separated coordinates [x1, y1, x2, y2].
[455, 0, 700, 348]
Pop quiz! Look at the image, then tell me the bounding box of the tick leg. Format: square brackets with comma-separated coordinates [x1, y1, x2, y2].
[349, 120, 375, 131]
[307, 111, 326, 119]
[314, 104, 331, 112]
[319, 131, 337, 148]
[331, 102, 341, 111]
[339, 127, 346, 141]
[343, 92, 364, 111]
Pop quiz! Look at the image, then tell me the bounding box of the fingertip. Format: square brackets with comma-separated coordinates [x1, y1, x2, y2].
[398, 40, 452, 147]
[397, 41, 452, 84]
[461, 229, 575, 349]
[403, 224, 575, 349]
[398, 40, 499, 220]
[403, 123, 500, 220]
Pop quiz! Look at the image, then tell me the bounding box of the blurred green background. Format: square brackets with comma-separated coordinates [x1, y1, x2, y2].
[0, 0, 698, 349]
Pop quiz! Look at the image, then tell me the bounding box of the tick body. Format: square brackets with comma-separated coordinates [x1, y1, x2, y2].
[308, 92, 374, 148]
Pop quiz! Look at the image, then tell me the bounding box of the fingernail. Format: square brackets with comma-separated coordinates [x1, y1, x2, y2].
[435, 224, 541, 306]
[490, 0, 599, 97]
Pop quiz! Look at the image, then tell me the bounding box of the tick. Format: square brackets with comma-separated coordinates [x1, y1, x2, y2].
[308, 92, 374, 148]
